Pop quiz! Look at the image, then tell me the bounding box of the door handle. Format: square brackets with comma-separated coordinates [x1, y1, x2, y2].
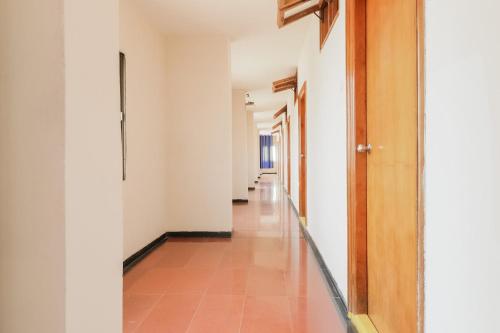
[356, 144, 372, 153]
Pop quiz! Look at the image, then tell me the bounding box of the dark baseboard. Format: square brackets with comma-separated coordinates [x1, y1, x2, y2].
[299, 223, 349, 317]
[232, 199, 249, 204]
[288, 196, 300, 217]
[248, 187, 256, 191]
[123, 232, 168, 274]
[287, 196, 351, 323]
[261, 172, 277, 175]
[166, 231, 232, 238]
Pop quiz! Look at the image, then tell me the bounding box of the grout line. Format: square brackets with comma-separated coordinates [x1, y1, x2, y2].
[238, 264, 251, 333]
[131, 291, 166, 333]
[238, 295, 248, 333]
[185, 267, 218, 332]
[184, 290, 206, 333]
[281, 270, 295, 333]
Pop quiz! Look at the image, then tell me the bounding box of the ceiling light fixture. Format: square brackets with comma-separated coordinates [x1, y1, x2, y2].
[245, 92, 255, 106]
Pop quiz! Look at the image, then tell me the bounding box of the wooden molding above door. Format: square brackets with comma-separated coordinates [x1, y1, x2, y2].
[277, 0, 322, 28]
[272, 74, 297, 93]
[277, 0, 339, 48]
[274, 105, 288, 119]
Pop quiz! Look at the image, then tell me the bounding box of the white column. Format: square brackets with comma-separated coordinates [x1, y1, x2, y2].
[0, 1, 123, 332]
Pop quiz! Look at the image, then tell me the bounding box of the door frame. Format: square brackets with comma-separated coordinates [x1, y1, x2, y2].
[287, 117, 291, 194]
[345, 0, 425, 331]
[298, 82, 308, 220]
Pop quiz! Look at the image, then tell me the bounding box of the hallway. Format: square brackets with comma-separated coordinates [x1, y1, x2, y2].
[123, 175, 349, 333]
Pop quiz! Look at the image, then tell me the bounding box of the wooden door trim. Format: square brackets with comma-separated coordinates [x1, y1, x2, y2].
[345, 0, 425, 331]
[346, 0, 368, 315]
[416, 0, 425, 331]
[287, 117, 291, 194]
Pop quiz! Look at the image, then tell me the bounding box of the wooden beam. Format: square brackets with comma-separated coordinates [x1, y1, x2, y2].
[272, 129, 281, 135]
[277, 0, 324, 28]
[272, 121, 283, 130]
[279, 0, 311, 11]
[273, 76, 296, 86]
[273, 82, 295, 91]
[273, 74, 297, 93]
[274, 105, 288, 119]
[282, 4, 320, 27]
[273, 84, 295, 93]
[277, 4, 285, 28]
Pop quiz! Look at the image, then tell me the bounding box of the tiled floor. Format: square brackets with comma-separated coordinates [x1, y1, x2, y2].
[123, 175, 350, 333]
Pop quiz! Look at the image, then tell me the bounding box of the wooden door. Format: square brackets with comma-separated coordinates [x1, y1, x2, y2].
[298, 83, 307, 218]
[366, 0, 418, 332]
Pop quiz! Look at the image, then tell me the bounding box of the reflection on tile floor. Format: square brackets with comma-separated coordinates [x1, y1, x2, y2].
[123, 175, 350, 333]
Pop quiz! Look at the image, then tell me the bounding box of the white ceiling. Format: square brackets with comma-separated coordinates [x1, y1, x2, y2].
[136, 0, 310, 129]
[231, 21, 309, 90]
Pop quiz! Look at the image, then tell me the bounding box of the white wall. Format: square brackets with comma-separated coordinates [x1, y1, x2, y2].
[165, 36, 233, 232]
[64, 0, 123, 331]
[0, 1, 66, 331]
[0, 1, 123, 332]
[247, 112, 260, 187]
[120, 0, 171, 259]
[232, 89, 249, 200]
[424, 1, 500, 331]
[120, 10, 233, 245]
[291, 3, 348, 298]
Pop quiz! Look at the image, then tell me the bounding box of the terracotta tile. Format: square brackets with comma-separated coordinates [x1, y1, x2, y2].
[129, 252, 164, 272]
[220, 251, 253, 269]
[124, 266, 147, 292]
[186, 248, 224, 268]
[155, 246, 198, 268]
[233, 230, 294, 238]
[128, 269, 174, 294]
[249, 238, 285, 252]
[123, 293, 162, 333]
[284, 268, 326, 298]
[194, 241, 230, 252]
[188, 295, 245, 333]
[227, 238, 253, 252]
[164, 268, 216, 294]
[161, 242, 201, 251]
[251, 251, 288, 270]
[241, 296, 292, 333]
[246, 268, 287, 296]
[136, 293, 202, 333]
[124, 175, 347, 333]
[288, 297, 346, 333]
[207, 269, 248, 295]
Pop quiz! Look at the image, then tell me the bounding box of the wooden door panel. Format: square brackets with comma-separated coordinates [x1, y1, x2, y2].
[366, 0, 418, 332]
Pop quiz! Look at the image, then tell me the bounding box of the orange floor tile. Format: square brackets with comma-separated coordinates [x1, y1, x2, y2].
[123, 175, 351, 333]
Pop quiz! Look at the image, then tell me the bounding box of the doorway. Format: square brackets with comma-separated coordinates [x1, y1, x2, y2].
[298, 83, 307, 222]
[346, 0, 425, 332]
